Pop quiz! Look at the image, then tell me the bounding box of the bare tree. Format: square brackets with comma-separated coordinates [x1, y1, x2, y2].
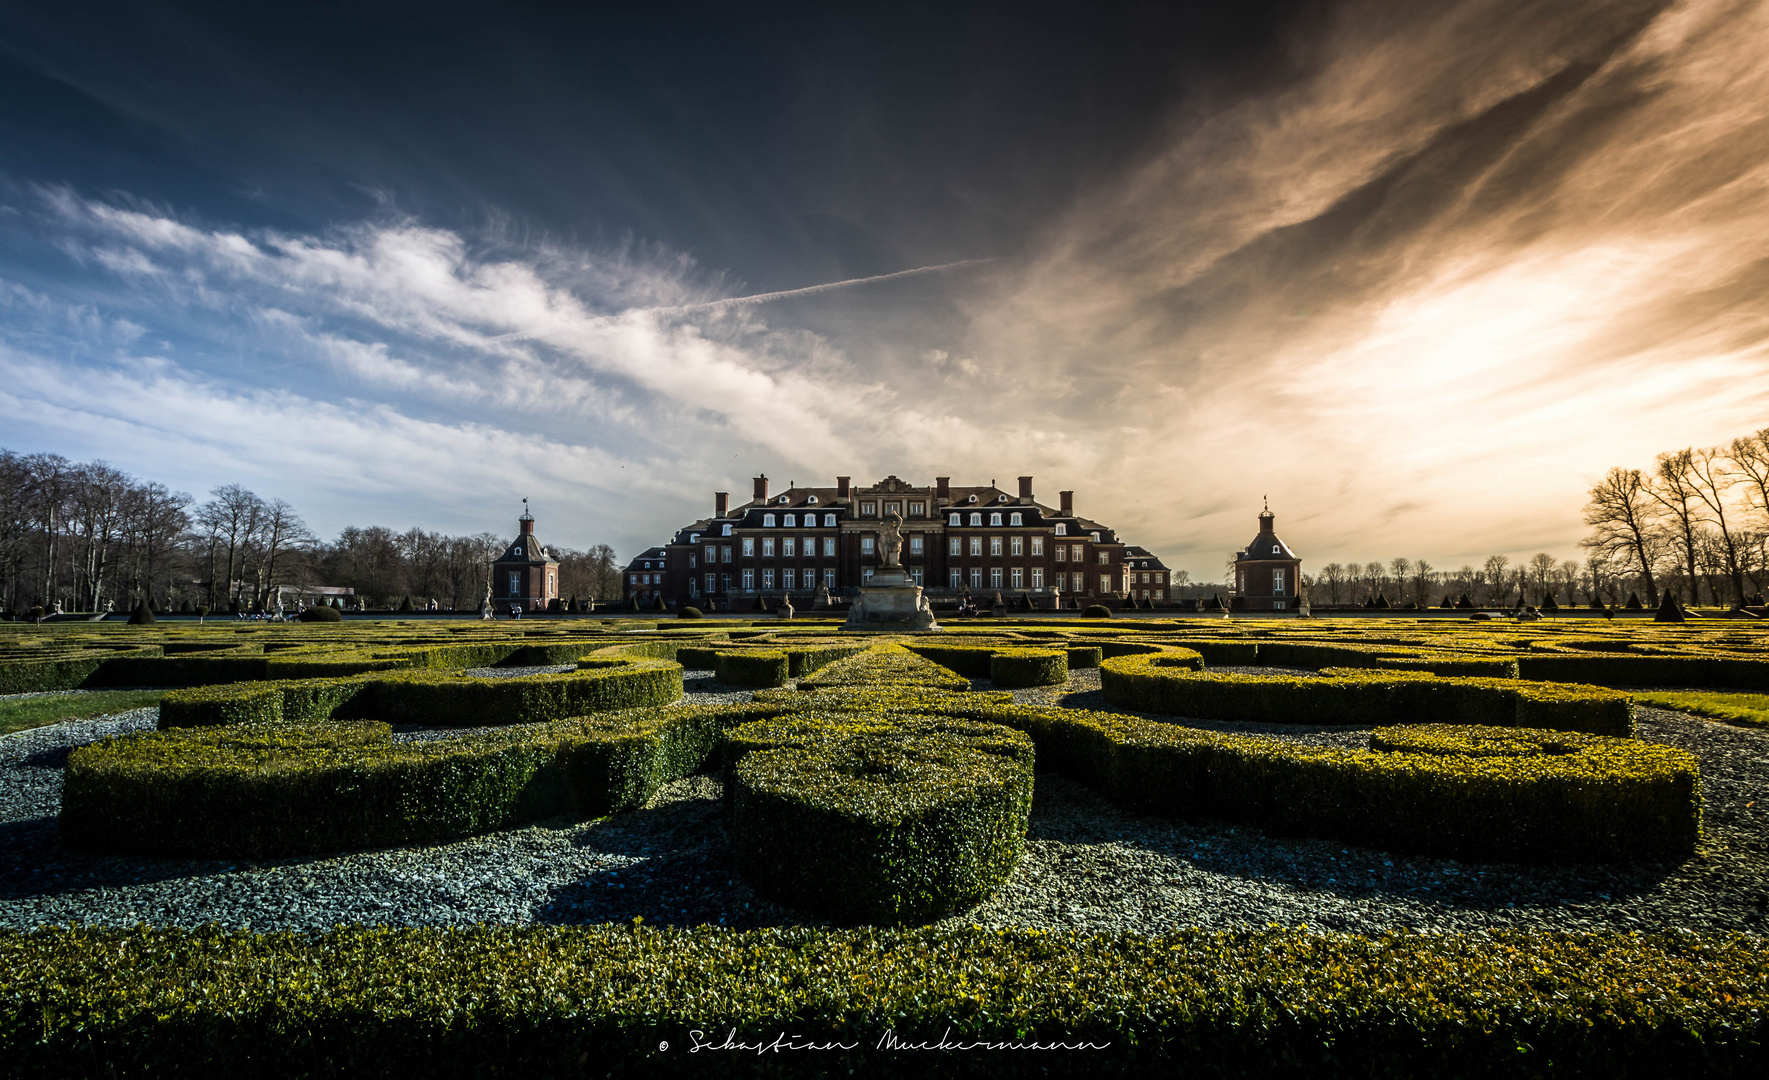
[1650, 450, 1706, 605]
[1411, 559, 1435, 605]
[1482, 555, 1510, 606]
[1733, 429, 1769, 529]
[1318, 562, 1347, 604]
[1687, 446, 1748, 606]
[1580, 467, 1662, 607]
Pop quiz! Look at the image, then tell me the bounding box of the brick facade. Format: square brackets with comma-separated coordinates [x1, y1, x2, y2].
[623, 474, 1169, 609]
[1232, 504, 1303, 612]
[491, 509, 560, 613]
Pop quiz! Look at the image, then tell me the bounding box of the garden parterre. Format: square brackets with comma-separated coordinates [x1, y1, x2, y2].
[1, 615, 1766, 1073]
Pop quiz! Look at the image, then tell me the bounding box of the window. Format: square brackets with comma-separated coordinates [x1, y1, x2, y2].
[911, 568, 924, 586]
[861, 501, 876, 516]
[742, 569, 755, 590]
[689, 533, 699, 544]
[1031, 537, 1044, 556]
[705, 544, 716, 561]
[1073, 572, 1086, 592]
[1054, 545, 1066, 562]
[824, 569, 836, 588]
[1073, 544, 1085, 561]
[969, 568, 983, 588]
[1031, 568, 1044, 589]
[742, 537, 755, 557]
[783, 537, 795, 557]
[862, 567, 874, 583]
[1055, 524, 1066, 536]
[909, 535, 923, 555]
[689, 554, 696, 569]
[909, 502, 925, 517]
[948, 569, 962, 587]
[823, 513, 836, 527]
[763, 514, 776, 527]
[1011, 568, 1024, 588]
[721, 573, 730, 592]
[989, 536, 1002, 556]
[969, 512, 982, 526]
[512, 572, 524, 595]
[949, 537, 961, 556]
[721, 545, 732, 563]
[705, 573, 716, 594]
[514, 546, 522, 556]
[1098, 551, 1109, 565]
[1273, 568, 1286, 594]
[861, 536, 876, 555]
[990, 568, 1003, 588]
[689, 580, 700, 597]
[1273, 545, 1280, 554]
[969, 537, 982, 556]
[1010, 512, 1022, 526]
[1091, 532, 1100, 543]
[807, 495, 818, 504]
[1154, 589, 1163, 600]
[989, 512, 1002, 526]
[1141, 572, 1149, 584]
[967, 494, 978, 503]
[823, 536, 836, 557]
[1155, 573, 1164, 584]
[783, 514, 796, 527]
[762, 538, 775, 557]
[778, 494, 790, 504]
[1237, 571, 1245, 592]
[1010, 536, 1023, 556]
[762, 569, 774, 589]
[885, 501, 900, 517]
[721, 524, 732, 536]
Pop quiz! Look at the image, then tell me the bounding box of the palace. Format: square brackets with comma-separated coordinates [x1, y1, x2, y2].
[622, 474, 1173, 609]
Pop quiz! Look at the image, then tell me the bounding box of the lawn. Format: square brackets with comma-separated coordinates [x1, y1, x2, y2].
[1634, 690, 1769, 729]
[0, 690, 165, 736]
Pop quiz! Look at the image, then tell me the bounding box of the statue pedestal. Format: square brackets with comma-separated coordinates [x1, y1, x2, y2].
[842, 568, 942, 631]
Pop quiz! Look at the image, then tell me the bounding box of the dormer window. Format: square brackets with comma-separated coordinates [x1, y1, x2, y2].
[784, 514, 796, 527]
[823, 513, 836, 527]
[514, 546, 522, 556]
[1055, 524, 1067, 536]
[777, 494, 790, 504]
[967, 494, 978, 503]
[1272, 545, 1280, 554]
[969, 513, 982, 526]
[1091, 532, 1100, 542]
[763, 514, 776, 527]
[998, 494, 1009, 503]
[1010, 512, 1022, 526]
[949, 512, 961, 525]
[989, 512, 1002, 526]
[690, 534, 699, 543]
[807, 495, 818, 505]
[721, 524, 732, 536]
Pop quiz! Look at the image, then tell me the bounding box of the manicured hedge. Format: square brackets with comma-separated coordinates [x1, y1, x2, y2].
[2, 925, 1764, 1078]
[0, 645, 164, 693]
[929, 702, 1697, 862]
[795, 644, 970, 691]
[60, 702, 774, 858]
[988, 647, 1068, 688]
[157, 659, 685, 729]
[727, 714, 1035, 923]
[1516, 652, 1769, 690]
[714, 650, 789, 687]
[1099, 655, 1635, 736]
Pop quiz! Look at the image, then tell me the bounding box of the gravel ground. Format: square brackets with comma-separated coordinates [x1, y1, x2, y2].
[1, 669, 1764, 933]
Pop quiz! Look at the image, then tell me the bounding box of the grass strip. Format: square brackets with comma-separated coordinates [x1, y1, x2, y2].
[0, 690, 166, 736]
[1635, 690, 1769, 729]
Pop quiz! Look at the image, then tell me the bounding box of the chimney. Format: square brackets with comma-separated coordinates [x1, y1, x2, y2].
[715, 492, 729, 517]
[753, 475, 769, 502]
[1059, 490, 1074, 517]
[1018, 476, 1033, 503]
[837, 476, 850, 498]
[936, 477, 950, 501]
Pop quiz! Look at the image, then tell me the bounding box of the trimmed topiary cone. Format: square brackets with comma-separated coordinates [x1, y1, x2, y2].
[1654, 590, 1686, 623]
[126, 599, 155, 626]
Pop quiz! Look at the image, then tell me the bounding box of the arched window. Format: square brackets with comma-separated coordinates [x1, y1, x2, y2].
[1055, 524, 1067, 536]
[969, 513, 982, 526]
[807, 495, 818, 504]
[783, 514, 796, 527]
[967, 494, 979, 503]
[949, 512, 961, 526]
[763, 514, 776, 527]
[1010, 513, 1022, 526]
[778, 494, 790, 504]
[989, 512, 1002, 526]
[823, 513, 836, 527]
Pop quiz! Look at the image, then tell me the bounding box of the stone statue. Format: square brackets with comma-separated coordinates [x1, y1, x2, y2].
[880, 510, 905, 569]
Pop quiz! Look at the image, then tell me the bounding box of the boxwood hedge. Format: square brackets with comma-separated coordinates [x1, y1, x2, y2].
[1100, 655, 1635, 736]
[2, 925, 1763, 1078]
[726, 714, 1035, 923]
[795, 644, 970, 691]
[987, 647, 1068, 688]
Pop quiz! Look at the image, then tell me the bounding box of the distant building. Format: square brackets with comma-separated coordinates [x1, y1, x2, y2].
[491, 504, 559, 613]
[623, 473, 1168, 608]
[1232, 502, 1302, 611]
[1121, 546, 1175, 602]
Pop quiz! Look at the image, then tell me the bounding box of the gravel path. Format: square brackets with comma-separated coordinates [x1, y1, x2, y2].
[1, 672, 1764, 933]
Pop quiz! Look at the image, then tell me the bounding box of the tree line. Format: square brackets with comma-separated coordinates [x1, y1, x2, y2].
[0, 449, 627, 614]
[1297, 428, 1769, 610]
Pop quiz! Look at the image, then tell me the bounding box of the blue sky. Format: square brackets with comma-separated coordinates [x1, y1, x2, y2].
[2, 0, 1766, 580]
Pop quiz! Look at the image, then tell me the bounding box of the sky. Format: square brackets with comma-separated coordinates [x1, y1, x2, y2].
[1, 0, 1765, 582]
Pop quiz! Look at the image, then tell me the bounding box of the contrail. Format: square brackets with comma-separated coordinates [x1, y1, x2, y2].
[480, 258, 995, 343]
[649, 258, 997, 314]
